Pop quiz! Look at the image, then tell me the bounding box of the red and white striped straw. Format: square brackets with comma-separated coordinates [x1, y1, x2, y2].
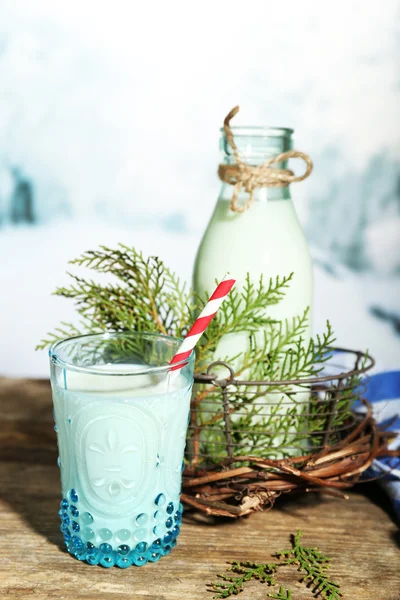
[170, 274, 236, 370]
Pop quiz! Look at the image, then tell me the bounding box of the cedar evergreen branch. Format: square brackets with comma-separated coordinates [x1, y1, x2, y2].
[276, 530, 342, 600]
[38, 244, 362, 460]
[209, 530, 342, 599]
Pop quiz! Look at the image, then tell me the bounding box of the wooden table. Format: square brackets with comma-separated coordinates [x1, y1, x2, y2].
[0, 378, 399, 600]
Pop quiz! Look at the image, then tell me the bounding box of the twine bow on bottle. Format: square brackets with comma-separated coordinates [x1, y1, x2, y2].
[218, 106, 313, 213]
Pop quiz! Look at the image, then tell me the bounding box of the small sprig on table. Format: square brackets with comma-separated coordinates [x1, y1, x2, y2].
[277, 531, 342, 600]
[209, 530, 342, 599]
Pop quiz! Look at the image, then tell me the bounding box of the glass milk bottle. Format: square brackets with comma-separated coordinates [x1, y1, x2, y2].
[193, 122, 313, 369]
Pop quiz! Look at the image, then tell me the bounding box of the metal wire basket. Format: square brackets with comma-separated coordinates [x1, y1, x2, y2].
[181, 348, 396, 517]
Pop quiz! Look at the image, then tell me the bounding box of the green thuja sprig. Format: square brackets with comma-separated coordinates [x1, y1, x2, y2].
[209, 560, 278, 598]
[194, 273, 294, 369]
[36, 245, 191, 349]
[37, 244, 363, 461]
[277, 531, 342, 600]
[209, 531, 342, 599]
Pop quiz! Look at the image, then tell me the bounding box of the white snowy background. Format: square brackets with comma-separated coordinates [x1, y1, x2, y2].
[0, 0, 399, 377]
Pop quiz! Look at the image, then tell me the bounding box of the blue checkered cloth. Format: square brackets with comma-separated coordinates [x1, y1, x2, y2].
[361, 371, 400, 519]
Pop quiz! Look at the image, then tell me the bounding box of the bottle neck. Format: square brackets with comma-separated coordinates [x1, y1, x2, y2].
[223, 154, 290, 170]
[219, 126, 294, 201]
[221, 126, 293, 163]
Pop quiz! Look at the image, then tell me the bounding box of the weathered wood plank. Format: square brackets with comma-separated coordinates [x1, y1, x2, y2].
[0, 378, 399, 599]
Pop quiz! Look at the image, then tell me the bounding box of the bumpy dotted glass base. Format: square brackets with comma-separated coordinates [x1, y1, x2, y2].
[59, 489, 183, 568]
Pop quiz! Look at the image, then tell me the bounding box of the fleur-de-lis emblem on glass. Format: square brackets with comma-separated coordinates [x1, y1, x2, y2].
[88, 429, 139, 497]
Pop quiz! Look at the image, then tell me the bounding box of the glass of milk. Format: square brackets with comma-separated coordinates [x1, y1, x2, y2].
[49, 332, 194, 568]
